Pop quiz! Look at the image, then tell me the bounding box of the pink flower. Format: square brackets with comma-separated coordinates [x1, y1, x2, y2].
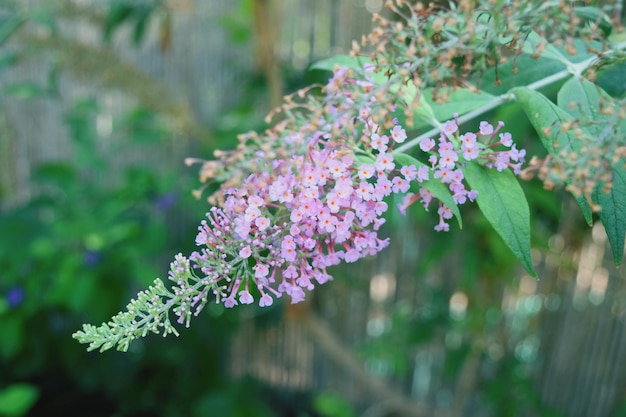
[239, 290, 254, 304]
[392, 177, 410, 193]
[479, 121, 494, 135]
[358, 164, 375, 179]
[355, 181, 374, 201]
[255, 216, 270, 231]
[400, 165, 417, 181]
[239, 246, 252, 259]
[416, 166, 429, 182]
[254, 263, 269, 279]
[420, 138, 436, 152]
[259, 293, 273, 307]
[443, 120, 458, 136]
[375, 152, 395, 171]
[224, 297, 238, 308]
[499, 132, 513, 147]
[390, 125, 407, 143]
[371, 133, 390, 152]
[462, 145, 479, 161]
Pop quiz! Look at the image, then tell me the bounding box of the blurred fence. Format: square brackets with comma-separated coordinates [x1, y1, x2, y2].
[3, 1, 626, 416]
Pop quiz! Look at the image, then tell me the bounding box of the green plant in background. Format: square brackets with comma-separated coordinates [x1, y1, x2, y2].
[3, 0, 626, 416]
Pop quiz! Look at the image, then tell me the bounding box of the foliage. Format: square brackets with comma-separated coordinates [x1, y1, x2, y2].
[74, 0, 626, 355]
[2, 0, 626, 416]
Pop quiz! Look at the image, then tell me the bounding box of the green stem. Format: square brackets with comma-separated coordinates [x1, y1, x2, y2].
[395, 42, 626, 154]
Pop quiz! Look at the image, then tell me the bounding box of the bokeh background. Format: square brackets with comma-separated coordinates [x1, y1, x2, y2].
[1, 1, 626, 416]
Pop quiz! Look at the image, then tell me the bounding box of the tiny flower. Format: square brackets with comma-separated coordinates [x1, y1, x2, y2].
[255, 216, 271, 231]
[254, 263, 269, 278]
[510, 144, 526, 162]
[499, 132, 513, 147]
[318, 212, 338, 233]
[438, 151, 458, 169]
[326, 192, 343, 213]
[462, 145, 479, 161]
[224, 297, 238, 308]
[259, 293, 273, 307]
[6, 286, 24, 308]
[434, 220, 450, 232]
[373, 177, 393, 200]
[392, 176, 410, 193]
[438, 205, 453, 220]
[460, 132, 477, 149]
[420, 138, 436, 152]
[451, 169, 464, 183]
[239, 245, 252, 259]
[443, 120, 458, 136]
[355, 181, 374, 201]
[284, 265, 298, 278]
[416, 166, 429, 182]
[328, 159, 347, 178]
[371, 133, 390, 152]
[390, 125, 407, 143]
[358, 164, 375, 179]
[495, 152, 510, 171]
[434, 168, 453, 183]
[287, 285, 306, 303]
[479, 121, 494, 135]
[248, 195, 264, 207]
[375, 152, 395, 171]
[239, 290, 254, 304]
[400, 165, 417, 181]
[244, 206, 261, 222]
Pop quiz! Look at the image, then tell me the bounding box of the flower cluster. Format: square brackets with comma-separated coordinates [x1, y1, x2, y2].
[73, 57, 527, 352]
[183, 120, 416, 310]
[171, 58, 530, 312]
[398, 116, 525, 232]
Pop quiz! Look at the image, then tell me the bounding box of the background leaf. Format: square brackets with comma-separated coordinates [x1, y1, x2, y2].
[0, 384, 39, 417]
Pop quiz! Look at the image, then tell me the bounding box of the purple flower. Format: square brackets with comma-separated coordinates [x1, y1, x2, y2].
[155, 192, 177, 211]
[6, 286, 24, 308]
[83, 250, 101, 267]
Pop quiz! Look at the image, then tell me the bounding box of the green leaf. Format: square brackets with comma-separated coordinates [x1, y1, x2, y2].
[593, 166, 626, 265]
[464, 162, 536, 277]
[593, 55, 626, 98]
[479, 54, 566, 96]
[0, 384, 39, 417]
[426, 87, 495, 122]
[392, 152, 462, 228]
[573, 6, 613, 37]
[521, 32, 597, 64]
[522, 31, 570, 63]
[557, 76, 612, 136]
[512, 86, 593, 225]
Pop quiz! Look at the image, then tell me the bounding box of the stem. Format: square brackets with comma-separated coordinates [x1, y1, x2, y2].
[395, 42, 626, 155]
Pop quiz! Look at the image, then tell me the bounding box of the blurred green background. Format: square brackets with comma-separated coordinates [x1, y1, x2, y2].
[1, 1, 626, 417]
